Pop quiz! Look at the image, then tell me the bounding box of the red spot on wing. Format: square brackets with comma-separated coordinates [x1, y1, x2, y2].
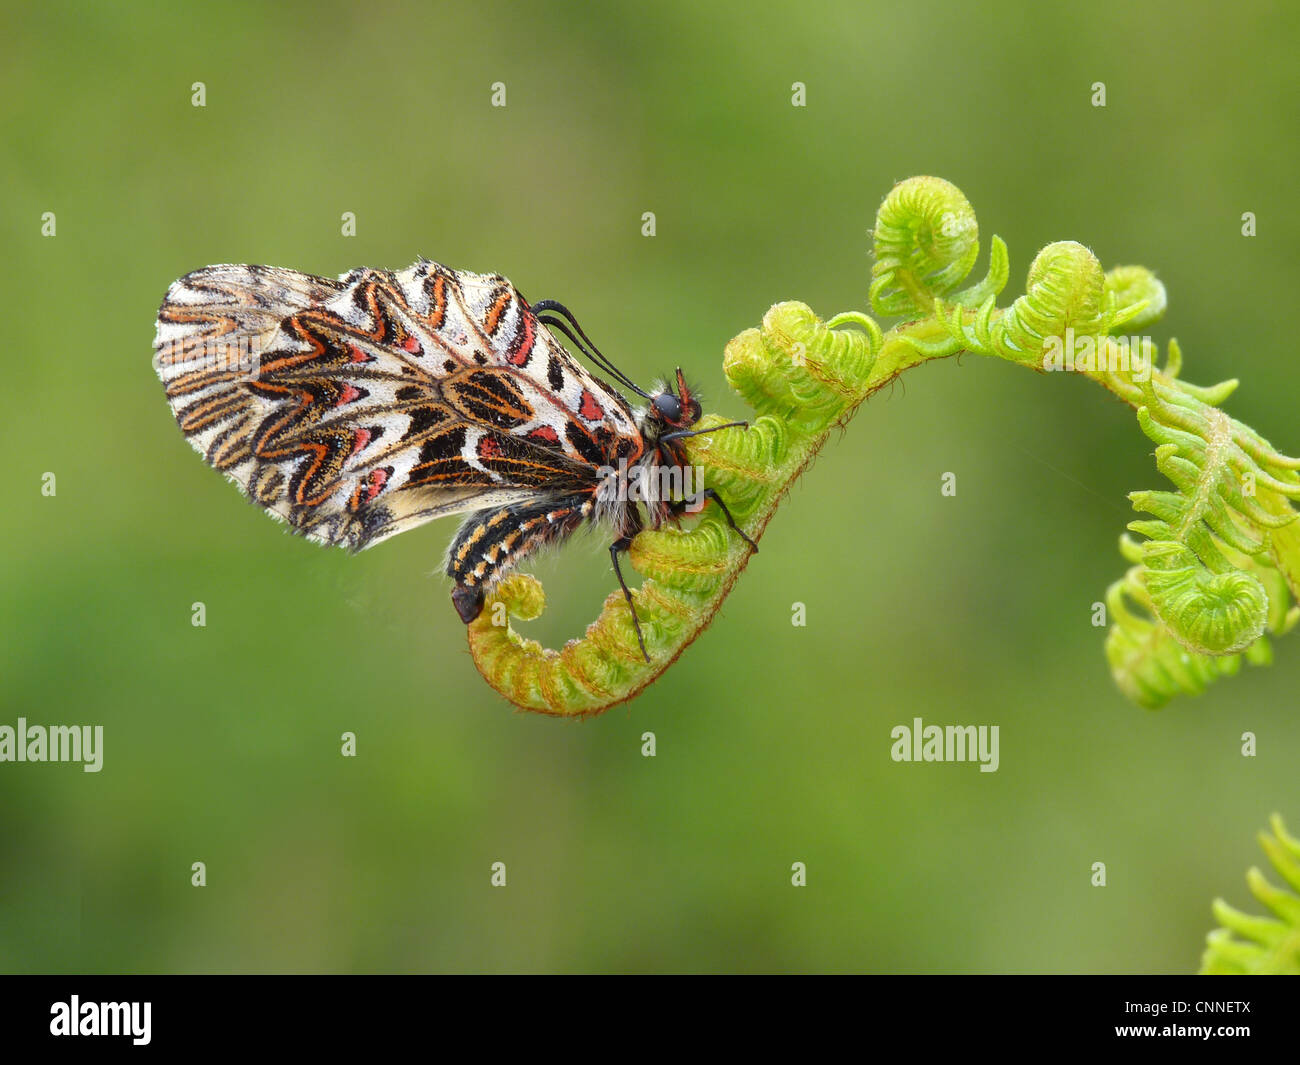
[351, 428, 372, 455]
[338, 384, 361, 406]
[352, 467, 390, 510]
[527, 425, 560, 444]
[349, 344, 372, 363]
[401, 335, 422, 354]
[365, 467, 388, 502]
[478, 435, 503, 460]
[578, 390, 604, 421]
[506, 312, 535, 366]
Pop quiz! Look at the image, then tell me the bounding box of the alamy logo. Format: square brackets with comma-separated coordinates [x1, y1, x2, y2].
[0, 718, 103, 772]
[1042, 327, 1153, 382]
[50, 996, 151, 1045]
[595, 459, 705, 506]
[890, 717, 1000, 772]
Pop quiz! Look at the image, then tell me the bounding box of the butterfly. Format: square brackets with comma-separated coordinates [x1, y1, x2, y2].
[153, 260, 756, 660]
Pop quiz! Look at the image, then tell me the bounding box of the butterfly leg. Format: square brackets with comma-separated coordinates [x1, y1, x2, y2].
[609, 535, 651, 663]
[674, 488, 759, 553]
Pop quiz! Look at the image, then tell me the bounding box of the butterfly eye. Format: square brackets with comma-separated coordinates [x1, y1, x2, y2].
[653, 392, 682, 423]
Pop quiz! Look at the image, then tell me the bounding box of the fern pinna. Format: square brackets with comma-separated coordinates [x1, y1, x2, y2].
[1202, 815, 1300, 975]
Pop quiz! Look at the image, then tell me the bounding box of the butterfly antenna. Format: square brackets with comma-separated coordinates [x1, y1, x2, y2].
[537, 312, 639, 394]
[532, 300, 651, 400]
[533, 302, 644, 396]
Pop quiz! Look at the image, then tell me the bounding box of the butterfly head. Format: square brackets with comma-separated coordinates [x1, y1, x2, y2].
[645, 368, 702, 434]
[638, 368, 702, 473]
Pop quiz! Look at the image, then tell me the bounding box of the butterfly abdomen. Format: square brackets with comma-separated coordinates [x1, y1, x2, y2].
[446, 495, 597, 620]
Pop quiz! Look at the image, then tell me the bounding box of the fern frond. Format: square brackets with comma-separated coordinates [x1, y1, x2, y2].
[1096, 349, 1300, 699]
[465, 176, 1300, 714]
[1201, 815, 1300, 975]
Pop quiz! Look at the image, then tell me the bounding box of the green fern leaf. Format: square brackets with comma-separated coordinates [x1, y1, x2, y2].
[1201, 815, 1300, 975]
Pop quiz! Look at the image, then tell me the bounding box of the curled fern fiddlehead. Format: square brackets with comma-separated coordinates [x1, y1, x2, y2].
[1201, 815, 1300, 975]
[870, 175, 982, 317]
[1104, 264, 1167, 332]
[467, 176, 1300, 714]
[1104, 535, 1273, 708]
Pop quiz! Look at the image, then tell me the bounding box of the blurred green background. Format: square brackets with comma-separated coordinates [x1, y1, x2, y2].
[4, 0, 1298, 973]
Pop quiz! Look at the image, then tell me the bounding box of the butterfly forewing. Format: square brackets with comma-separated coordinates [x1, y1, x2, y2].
[154, 260, 643, 551]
